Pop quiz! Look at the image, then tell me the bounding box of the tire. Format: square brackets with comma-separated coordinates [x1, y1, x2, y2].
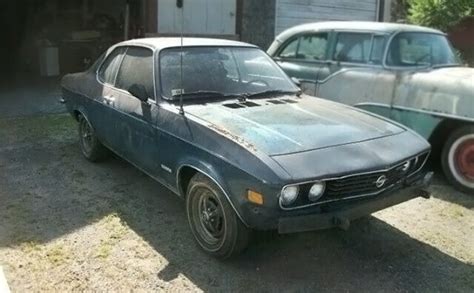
[78, 115, 109, 162]
[186, 173, 250, 259]
[441, 125, 474, 194]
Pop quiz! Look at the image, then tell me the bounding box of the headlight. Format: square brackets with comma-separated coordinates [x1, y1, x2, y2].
[280, 185, 299, 206]
[308, 182, 325, 202]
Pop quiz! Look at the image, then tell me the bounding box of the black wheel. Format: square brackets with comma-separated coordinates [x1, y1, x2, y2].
[78, 115, 109, 162]
[441, 125, 474, 194]
[186, 173, 250, 259]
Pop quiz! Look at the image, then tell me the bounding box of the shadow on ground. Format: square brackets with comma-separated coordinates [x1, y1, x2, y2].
[0, 114, 472, 291]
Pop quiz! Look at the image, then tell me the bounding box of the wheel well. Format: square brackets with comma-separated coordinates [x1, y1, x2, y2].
[73, 110, 82, 121]
[428, 118, 472, 165]
[178, 166, 198, 197]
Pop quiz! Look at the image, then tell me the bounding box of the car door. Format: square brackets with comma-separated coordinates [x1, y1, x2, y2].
[273, 32, 330, 95]
[95, 47, 127, 147]
[107, 46, 162, 176]
[316, 32, 374, 83]
[315, 32, 396, 117]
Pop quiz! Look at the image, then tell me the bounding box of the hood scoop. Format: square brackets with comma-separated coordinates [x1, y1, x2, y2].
[223, 98, 299, 109]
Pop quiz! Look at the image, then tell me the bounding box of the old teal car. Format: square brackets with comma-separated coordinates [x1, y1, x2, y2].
[268, 21, 474, 194]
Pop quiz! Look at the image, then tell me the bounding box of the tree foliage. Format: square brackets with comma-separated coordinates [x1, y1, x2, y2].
[408, 0, 474, 31]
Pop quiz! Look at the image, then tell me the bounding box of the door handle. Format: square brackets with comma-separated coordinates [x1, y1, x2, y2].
[103, 96, 115, 105]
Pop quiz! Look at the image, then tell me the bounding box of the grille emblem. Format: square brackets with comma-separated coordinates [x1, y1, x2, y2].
[375, 175, 387, 188]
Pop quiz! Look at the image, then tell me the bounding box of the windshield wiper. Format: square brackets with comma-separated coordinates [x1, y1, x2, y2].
[244, 89, 300, 99]
[172, 90, 227, 99]
[431, 63, 462, 69]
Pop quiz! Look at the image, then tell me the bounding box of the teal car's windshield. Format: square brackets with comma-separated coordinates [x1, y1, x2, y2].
[160, 47, 298, 100]
[387, 32, 460, 68]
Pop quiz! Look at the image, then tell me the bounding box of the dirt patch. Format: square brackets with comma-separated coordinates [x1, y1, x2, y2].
[0, 114, 473, 292]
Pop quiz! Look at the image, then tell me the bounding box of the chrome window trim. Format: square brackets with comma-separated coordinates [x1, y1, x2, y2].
[355, 102, 474, 123]
[279, 150, 430, 211]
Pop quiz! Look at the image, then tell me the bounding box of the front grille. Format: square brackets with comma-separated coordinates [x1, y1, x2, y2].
[324, 152, 429, 199]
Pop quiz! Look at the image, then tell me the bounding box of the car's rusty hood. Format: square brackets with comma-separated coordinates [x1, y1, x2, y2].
[185, 95, 405, 156]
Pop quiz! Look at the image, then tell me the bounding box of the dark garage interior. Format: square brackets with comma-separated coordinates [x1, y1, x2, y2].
[0, 0, 147, 117]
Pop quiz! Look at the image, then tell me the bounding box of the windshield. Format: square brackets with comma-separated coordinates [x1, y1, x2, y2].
[159, 47, 298, 99]
[387, 32, 460, 67]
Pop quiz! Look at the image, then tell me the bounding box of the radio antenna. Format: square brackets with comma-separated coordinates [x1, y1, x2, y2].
[178, 0, 185, 115]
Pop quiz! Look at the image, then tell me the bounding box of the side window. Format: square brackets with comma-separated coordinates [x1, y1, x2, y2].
[116, 47, 154, 99]
[333, 33, 372, 63]
[370, 35, 387, 64]
[98, 48, 126, 85]
[278, 38, 299, 58]
[297, 33, 328, 60]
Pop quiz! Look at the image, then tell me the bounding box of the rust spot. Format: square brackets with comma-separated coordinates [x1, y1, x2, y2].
[208, 124, 258, 152]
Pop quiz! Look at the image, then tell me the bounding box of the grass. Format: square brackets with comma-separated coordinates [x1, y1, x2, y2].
[94, 213, 129, 259]
[0, 114, 76, 146]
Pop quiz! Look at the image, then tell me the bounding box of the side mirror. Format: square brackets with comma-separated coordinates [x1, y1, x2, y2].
[291, 77, 301, 87]
[128, 84, 148, 102]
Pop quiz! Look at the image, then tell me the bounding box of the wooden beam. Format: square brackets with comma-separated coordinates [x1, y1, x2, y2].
[146, 0, 158, 34]
[236, 0, 243, 40]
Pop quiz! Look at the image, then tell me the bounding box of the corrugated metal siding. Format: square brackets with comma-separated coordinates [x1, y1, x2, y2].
[275, 0, 378, 34]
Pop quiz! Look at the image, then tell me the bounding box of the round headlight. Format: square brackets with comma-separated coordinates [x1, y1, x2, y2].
[308, 182, 325, 202]
[280, 185, 299, 206]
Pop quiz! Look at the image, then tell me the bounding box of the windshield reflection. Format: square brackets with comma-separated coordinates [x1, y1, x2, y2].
[159, 47, 298, 100]
[387, 32, 460, 68]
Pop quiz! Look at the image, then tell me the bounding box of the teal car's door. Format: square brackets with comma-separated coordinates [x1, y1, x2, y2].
[273, 32, 330, 95]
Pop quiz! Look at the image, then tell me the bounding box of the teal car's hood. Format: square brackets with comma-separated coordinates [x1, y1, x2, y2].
[185, 95, 405, 156]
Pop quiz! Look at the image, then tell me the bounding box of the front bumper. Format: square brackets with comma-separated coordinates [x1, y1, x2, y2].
[278, 171, 433, 234]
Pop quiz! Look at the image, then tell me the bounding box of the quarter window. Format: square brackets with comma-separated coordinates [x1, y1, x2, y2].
[333, 33, 372, 63]
[98, 48, 126, 85]
[278, 38, 299, 58]
[116, 47, 155, 99]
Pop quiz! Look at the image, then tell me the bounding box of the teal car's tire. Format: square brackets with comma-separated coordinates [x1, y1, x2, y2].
[186, 173, 250, 259]
[442, 125, 474, 194]
[78, 115, 109, 162]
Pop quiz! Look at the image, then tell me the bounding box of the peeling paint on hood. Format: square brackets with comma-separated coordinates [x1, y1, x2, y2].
[186, 95, 405, 156]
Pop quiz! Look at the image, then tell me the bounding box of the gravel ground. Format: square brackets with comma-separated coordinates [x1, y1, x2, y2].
[0, 114, 473, 292]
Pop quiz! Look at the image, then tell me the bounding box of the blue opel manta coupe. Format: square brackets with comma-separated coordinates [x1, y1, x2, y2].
[61, 38, 432, 258]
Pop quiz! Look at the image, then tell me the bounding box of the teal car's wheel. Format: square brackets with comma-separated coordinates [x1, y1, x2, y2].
[442, 125, 474, 194]
[186, 173, 250, 258]
[78, 115, 109, 162]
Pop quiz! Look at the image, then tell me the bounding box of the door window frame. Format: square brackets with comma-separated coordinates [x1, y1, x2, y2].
[97, 45, 158, 102]
[329, 30, 388, 68]
[97, 47, 127, 86]
[274, 31, 331, 64]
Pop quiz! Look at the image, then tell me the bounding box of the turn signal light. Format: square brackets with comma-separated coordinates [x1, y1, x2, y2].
[247, 190, 264, 205]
